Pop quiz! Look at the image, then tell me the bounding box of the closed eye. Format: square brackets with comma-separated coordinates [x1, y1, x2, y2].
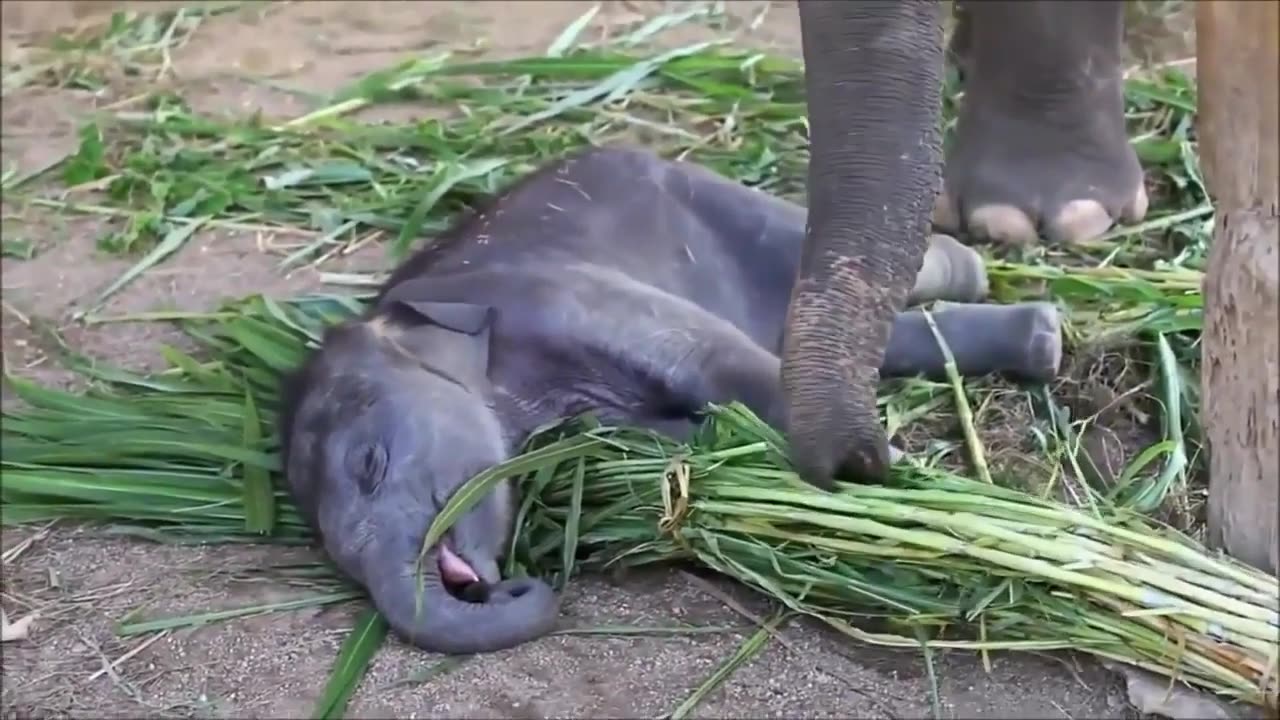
[347, 443, 388, 495]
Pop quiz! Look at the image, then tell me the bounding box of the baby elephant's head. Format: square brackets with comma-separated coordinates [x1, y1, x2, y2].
[278, 296, 559, 654]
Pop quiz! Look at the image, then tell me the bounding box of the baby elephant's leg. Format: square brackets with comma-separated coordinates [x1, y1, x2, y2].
[536, 265, 926, 469]
[653, 318, 787, 431]
[880, 301, 1063, 384]
[907, 234, 989, 306]
[542, 265, 790, 432]
[665, 159, 987, 307]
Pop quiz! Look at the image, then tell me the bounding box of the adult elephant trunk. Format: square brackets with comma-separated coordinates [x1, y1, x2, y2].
[784, 1, 947, 488]
[367, 545, 560, 655]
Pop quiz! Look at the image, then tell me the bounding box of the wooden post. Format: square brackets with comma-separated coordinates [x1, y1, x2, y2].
[1196, 0, 1279, 575]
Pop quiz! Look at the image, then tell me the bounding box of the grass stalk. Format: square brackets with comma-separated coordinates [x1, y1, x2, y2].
[921, 308, 993, 484]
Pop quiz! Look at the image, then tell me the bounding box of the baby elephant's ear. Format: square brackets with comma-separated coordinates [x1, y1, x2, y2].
[396, 300, 492, 336]
[378, 278, 493, 335]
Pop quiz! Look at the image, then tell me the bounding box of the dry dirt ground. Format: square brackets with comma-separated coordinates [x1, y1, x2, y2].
[1, 2, 1197, 718]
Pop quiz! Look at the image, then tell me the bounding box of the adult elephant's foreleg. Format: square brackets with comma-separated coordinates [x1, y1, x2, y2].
[784, 2, 946, 489]
[936, 0, 1147, 246]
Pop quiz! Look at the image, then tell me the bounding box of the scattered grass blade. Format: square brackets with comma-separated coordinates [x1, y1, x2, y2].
[311, 608, 390, 720]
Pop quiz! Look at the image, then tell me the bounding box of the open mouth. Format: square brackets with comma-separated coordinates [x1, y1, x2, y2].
[439, 543, 490, 603]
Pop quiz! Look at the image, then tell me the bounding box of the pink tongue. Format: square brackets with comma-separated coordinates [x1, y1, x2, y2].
[438, 545, 479, 585]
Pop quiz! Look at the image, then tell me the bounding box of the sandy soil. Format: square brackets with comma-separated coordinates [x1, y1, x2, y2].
[1, 2, 1196, 718]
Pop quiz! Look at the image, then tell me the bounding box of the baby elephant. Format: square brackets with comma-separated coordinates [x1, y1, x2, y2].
[278, 146, 1062, 656]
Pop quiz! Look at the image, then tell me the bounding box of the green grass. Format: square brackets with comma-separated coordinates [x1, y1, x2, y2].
[1, 3, 251, 96]
[2, 3, 1261, 718]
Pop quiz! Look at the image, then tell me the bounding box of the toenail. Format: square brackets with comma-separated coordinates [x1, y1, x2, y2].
[1047, 199, 1113, 245]
[967, 204, 1038, 246]
[932, 191, 960, 233]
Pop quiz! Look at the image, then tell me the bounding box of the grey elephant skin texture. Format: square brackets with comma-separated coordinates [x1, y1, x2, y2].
[277, 147, 1064, 656]
[785, 1, 1143, 490]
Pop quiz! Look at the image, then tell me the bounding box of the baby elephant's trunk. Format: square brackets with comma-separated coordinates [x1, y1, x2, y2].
[369, 550, 561, 655]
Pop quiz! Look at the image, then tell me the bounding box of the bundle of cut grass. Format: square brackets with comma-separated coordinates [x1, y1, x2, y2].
[2, 290, 1275, 714]
[436, 405, 1279, 712]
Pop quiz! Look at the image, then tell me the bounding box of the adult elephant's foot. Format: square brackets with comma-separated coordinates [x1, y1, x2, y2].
[935, 1, 1148, 247]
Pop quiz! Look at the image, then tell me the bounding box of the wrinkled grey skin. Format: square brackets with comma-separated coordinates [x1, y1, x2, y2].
[279, 147, 1063, 656]
[785, 1, 1141, 489]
